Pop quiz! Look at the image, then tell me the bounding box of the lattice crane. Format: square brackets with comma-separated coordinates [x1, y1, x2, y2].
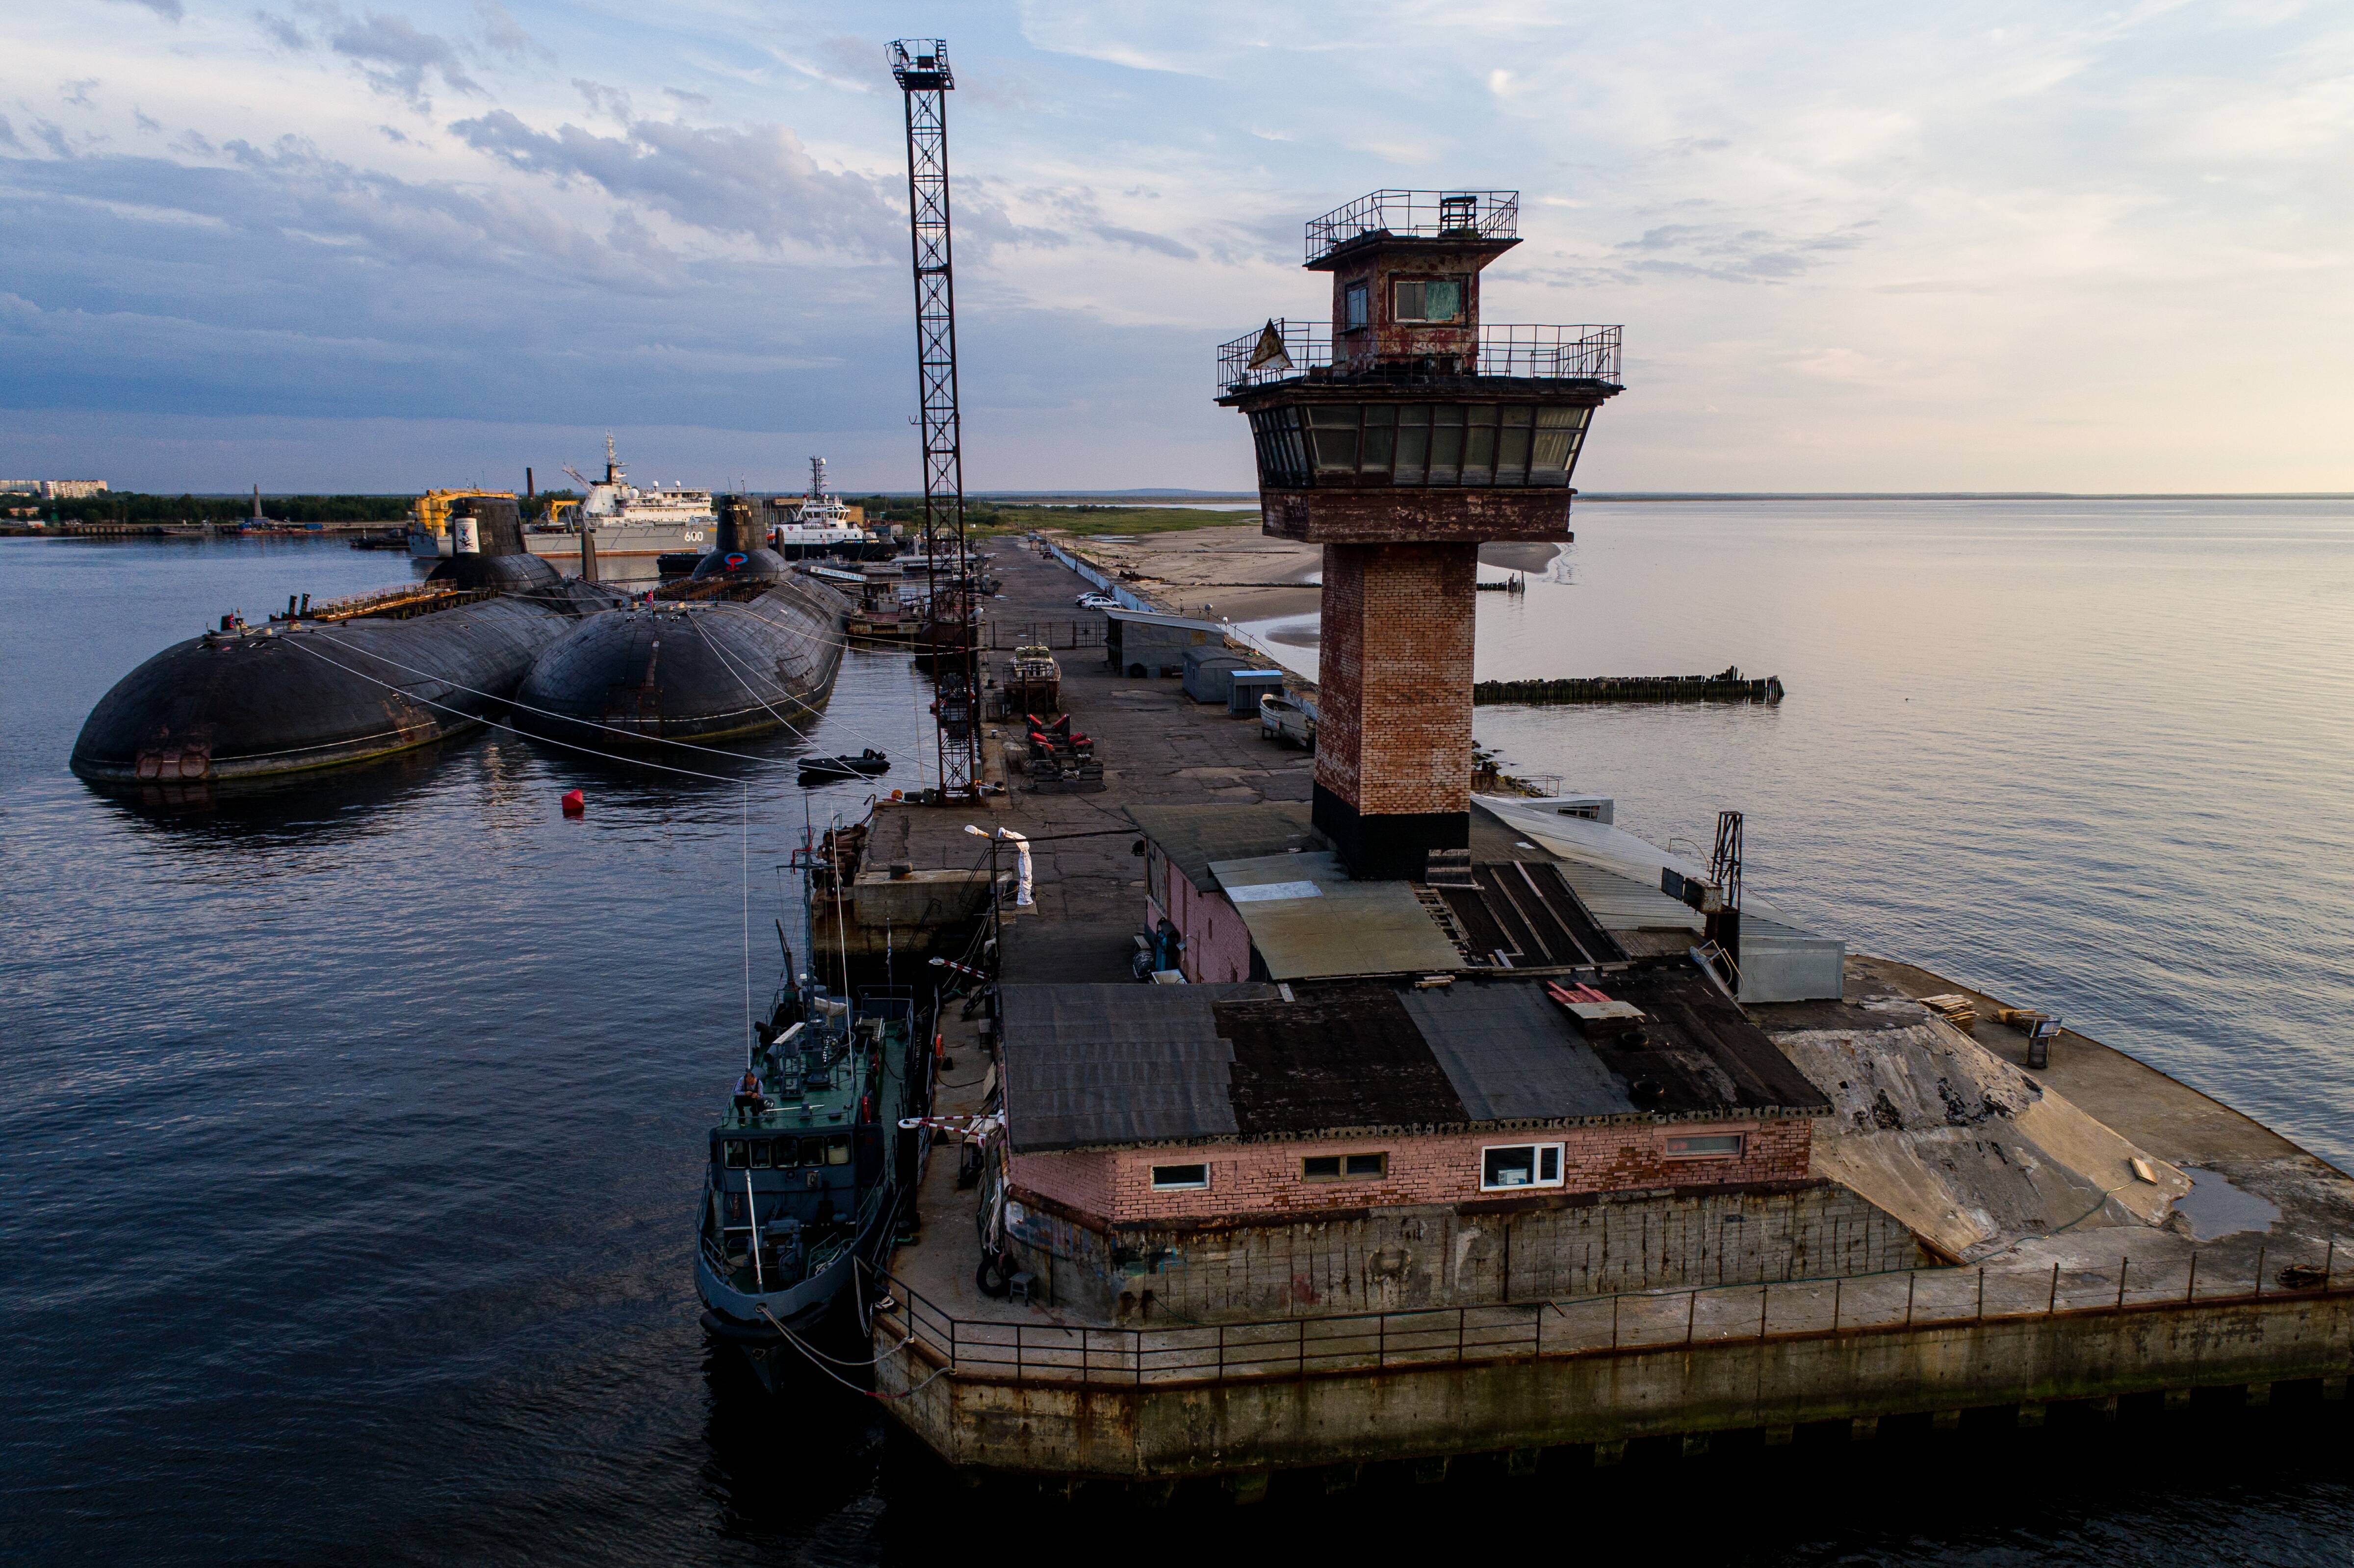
[890, 39, 980, 800]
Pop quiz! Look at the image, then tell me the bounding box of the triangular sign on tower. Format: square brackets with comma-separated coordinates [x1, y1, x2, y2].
[1246, 319, 1293, 373]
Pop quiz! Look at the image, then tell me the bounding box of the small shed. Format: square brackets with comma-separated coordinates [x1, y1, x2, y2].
[1182, 648, 1252, 704]
[1105, 608, 1224, 678]
[1227, 668, 1286, 716]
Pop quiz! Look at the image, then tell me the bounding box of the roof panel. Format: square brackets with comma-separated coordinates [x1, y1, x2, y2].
[999, 982, 1278, 1151]
[1399, 982, 1635, 1120]
[1210, 851, 1465, 979]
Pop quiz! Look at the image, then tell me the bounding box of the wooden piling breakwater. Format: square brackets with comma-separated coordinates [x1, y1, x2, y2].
[1472, 666, 1784, 706]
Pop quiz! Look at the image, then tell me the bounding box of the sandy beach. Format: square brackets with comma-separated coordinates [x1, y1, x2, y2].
[1045, 521, 1567, 626]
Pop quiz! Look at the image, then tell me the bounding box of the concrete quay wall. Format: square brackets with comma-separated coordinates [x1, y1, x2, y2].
[879, 1291, 2354, 1480]
[1002, 1178, 1924, 1323]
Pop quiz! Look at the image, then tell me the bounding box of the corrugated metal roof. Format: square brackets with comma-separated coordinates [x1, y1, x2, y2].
[1550, 857, 1702, 933]
[1130, 801, 1319, 894]
[1210, 850, 1465, 979]
[1399, 982, 1636, 1120]
[998, 982, 1276, 1152]
[1103, 608, 1227, 631]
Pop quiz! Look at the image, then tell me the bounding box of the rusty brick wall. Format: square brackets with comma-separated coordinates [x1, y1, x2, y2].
[1313, 541, 1479, 817]
[1009, 1117, 1812, 1230]
[1011, 1148, 1117, 1217]
[1145, 876, 1253, 985]
[1000, 1174, 1923, 1323]
[1258, 485, 1572, 544]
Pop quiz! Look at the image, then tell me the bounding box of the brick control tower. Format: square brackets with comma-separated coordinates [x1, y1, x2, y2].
[1217, 190, 1624, 879]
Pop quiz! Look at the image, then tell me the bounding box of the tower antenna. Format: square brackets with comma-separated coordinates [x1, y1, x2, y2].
[890, 38, 980, 801]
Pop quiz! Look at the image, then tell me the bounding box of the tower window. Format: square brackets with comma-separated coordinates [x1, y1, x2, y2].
[1393, 277, 1465, 324]
[1344, 282, 1369, 332]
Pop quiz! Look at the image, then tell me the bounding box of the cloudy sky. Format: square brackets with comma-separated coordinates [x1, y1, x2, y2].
[2, 0, 2349, 492]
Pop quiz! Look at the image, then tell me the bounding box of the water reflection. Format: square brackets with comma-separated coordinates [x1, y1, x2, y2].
[699, 1334, 886, 1545]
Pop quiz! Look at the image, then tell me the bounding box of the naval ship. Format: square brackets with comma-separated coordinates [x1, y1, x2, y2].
[697, 960, 926, 1382]
[770, 457, 900, 563]
[527, 435, 717, 567]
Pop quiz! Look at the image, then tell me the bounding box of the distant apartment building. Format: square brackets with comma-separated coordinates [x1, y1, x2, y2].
[0, 480, 110, 499]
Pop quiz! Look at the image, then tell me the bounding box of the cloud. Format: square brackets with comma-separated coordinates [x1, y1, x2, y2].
[450, 109, 900, 253]
[134, 108, 162, 134]
[1610, 221, 1874, 284]
[572, 79, 631, 120]
[0, 117, 19, 151]
[472, 0, 538, 63]
[102, 0, 182, 20]
[62, 80, 100, 109]
[1091, 224, 1195, 260]
[253, 9, 310, 50]
[326, 10, 480, 106]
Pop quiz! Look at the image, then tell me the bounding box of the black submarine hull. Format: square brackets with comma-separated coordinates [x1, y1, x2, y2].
[72, 597, 571, 786]
[514, 574, 853, 746]
[71, 547, 622, 789]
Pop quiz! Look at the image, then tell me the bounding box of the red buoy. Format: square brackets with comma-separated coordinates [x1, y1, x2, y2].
[561, 788, 585, 815]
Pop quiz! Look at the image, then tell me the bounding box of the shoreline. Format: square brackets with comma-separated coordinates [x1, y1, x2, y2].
[1043, 521, 1564, 628]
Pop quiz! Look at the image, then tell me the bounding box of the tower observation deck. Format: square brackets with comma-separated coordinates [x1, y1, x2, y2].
[1216, 189, 1625, 878]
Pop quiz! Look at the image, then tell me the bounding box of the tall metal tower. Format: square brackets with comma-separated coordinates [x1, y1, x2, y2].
[890, 38, 979, 800]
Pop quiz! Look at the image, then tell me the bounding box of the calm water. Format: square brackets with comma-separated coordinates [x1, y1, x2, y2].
[6, 514, 2354, 1564]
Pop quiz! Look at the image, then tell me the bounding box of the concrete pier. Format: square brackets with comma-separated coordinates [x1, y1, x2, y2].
[856, 535, 2354, 1483]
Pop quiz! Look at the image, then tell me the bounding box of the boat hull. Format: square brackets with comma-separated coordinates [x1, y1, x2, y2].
[71, 596, 587, 788]
[514, 576, 853, 746]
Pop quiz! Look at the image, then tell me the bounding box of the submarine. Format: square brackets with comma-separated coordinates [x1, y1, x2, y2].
[71, 498, 625, 791]
[513, 499, 854, 748]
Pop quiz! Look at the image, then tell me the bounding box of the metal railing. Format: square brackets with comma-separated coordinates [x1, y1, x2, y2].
[1306, 190, 1518, 263]
[985, 620, 1108, 651]
[870, 1243, 2350, 1389]
[1218, 322, 1622, 396]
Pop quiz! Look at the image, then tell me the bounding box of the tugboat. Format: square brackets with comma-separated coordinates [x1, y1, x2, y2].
[696, 964, 925, 1384]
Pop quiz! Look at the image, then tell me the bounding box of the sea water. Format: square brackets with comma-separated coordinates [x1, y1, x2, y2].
[4, 510, 2352, 1564]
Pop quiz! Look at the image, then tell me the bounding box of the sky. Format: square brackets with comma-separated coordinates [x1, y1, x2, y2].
[1, 0, 2350, 494]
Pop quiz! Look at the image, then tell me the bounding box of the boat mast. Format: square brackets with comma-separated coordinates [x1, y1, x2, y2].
[891, 38, 980, 801]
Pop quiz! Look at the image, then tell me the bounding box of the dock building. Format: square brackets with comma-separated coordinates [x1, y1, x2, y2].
[839, 189, 2354, 1494]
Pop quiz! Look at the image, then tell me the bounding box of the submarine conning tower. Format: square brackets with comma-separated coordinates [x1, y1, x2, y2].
[1216, 189, 1624, 879]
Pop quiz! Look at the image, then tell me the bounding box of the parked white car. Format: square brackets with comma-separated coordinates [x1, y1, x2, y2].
[1259, 693, 1316, 749]
[1075, 593, 1118, 611]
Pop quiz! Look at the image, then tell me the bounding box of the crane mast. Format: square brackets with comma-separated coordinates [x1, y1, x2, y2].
[890, 38, 980, 801]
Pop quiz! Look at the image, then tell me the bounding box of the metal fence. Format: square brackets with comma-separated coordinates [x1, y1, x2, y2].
[871, 1245, 2351, 1389]
[1305, 190, 1519, 263]
[1217, 322, 1623, 396]
[985, 620, 1107, 651]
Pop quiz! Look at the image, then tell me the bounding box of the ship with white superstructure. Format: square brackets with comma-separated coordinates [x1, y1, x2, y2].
[771, 457, 900, 563]
[522, 435, 717, 570]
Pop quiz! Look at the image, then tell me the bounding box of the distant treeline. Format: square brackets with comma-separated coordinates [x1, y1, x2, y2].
[26, 493, 418, 524]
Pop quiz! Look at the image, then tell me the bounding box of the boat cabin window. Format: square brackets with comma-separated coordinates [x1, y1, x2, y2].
[799, 1136, 828, 1167]
[750, 1139, 772, 1169]
[1151, 1163, 1210, 1191]
[1481, 1142, 1563, 1190]
[826, 1134, 852, 1167]
[722, 1139, 749, 1169]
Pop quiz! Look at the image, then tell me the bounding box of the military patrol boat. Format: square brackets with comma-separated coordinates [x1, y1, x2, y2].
[697, 967, 924, 1377]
